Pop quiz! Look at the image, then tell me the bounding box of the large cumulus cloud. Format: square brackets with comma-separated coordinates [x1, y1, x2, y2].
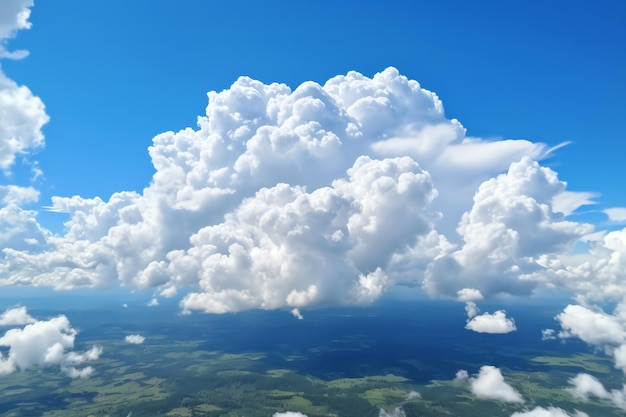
[0, 63, 618, 314]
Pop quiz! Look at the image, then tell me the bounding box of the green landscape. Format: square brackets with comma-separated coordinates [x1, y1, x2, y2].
[1, 332, 623, 417]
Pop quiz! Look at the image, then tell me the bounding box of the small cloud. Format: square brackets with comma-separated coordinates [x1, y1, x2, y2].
[406, 390, 421, 400]
[565, 373, 626, 412]
[541, 329, 556, 340]
[124, 334, 145, 345]
[470, 365, 524, 403]
[160, 286, 177, 298]
[465, 301, 480, 319]
[290, 308, 303, 320]
[0, 310, 101, 378]
[455, 369, 469, 380]
[614, 344, 626, 374]
[147, 298, 159, 307]
[379, 408, 406, 417]
[567, 373, 610, 400]
[122, 303, 128, 308]
[0, 306, 35, 325]
[273, 413, 308, 417]
[457, 288, 483, 302]
[605, 207, 626, 224]
[511, 407, 589, 417]
[466, 310, 517, 334]
[552, 191, 598, 216]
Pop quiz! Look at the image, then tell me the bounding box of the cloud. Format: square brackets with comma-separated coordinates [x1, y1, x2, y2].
[0, 69, 48, 172]
[457, 288, 483, 302]
[290, 308, 303, 320]
[567, 373, 610, 400]
[464, 302, 480, 319]
[0, 0, 33, 59]
[424, 157, 592, 299]
[455, 369, 469, 380]
[0, 66, 618, 315]
[0, 1, 48, 172]
[511, 407, 589, 417]
[273, 413, 308, 417]
[552, 229, 626, 301]
[124, 334, 145, 344]
[0, 308, 102, 378]
[379, 408, 406, 417]
[147, 298, 159, 307]
[614, 344, 626, 374]
[605, 208, 626, 223]
[0, 306, 35, 325]
[406, 390, 421, 400]
[552, 191, 598, 217]
[465, 309, 517, 334]
[567, 373, 626, 411]
[470, 365, 524, 403]
[556, 304, 626, 346]
[541, 329, 556, 340]
[0, 185, 39, 205]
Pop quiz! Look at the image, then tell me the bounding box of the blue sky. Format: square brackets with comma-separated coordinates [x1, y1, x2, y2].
[4, 0, 625, 221]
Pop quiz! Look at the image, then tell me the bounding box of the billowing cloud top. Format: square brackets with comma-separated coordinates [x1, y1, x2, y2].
[1, 64, 622, 315]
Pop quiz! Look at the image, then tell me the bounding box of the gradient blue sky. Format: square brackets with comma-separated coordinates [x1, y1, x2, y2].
[4, 0, 625, 230]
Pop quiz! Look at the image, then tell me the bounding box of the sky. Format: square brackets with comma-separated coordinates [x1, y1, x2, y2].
[2, 1, 626, 413]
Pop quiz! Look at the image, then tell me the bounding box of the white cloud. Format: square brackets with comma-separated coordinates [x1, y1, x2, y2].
[0, 306, 35, 325]
[406, 390, 421, 400]
[273, 413, 308, 417]
[0, 185, 39, 205]
[0, 71, 48, 172]
[424, 157, 592, 299]
[466, 310, 517, 334]
[552, 191, 598, 217]
[455, 369, 469, 380]
[0, 65, 619, 316]
[541, 329, 556, 340]
[511, 407, 589, 417]
[470, 365, 524, 403]
[379, 408, 406, 417]
[124, 334, 145, 344]
[0, 308, 101, 378]
[605, 207, 626, 223]
[614, 344, 626, 374]
[290, 308, 303, 320]
[457, 288, 483, 302]
[0, 1, 48, 173]
[567, 373, 626, 410]
[556, 304, 626, 346]
[464, 301, 480, 319]
[0, 0, 33, 59]
[567, 373, 610, 400]
[552, 229, 626, 300]
[147, 298, 159, 307]
[177, 155, 438, 314]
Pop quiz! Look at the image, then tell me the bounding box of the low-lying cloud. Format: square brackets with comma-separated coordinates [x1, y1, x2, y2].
[0, 307, 101, 378]
[470, 365, 524, 403]
[124, 334, 145, 344]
